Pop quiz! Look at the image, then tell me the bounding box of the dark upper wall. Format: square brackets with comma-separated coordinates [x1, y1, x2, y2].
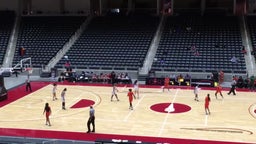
[0, 0, 253, 16]
[0, 0, 90, 15]
[0, 0, 19, 12]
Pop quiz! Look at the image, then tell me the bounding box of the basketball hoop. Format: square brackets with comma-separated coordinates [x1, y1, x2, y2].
[25, 67, 33, 74]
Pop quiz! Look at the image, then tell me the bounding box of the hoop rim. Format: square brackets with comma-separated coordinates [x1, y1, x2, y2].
[25, 67, 33, 74]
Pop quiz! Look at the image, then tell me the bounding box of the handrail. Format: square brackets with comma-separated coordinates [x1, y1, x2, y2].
[139, 15, 166, 75]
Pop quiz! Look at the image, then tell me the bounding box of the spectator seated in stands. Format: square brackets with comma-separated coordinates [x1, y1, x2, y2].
[244, 77, 249, 88]
[76, 71, 131, 84]
[236, 76, 244, 88]
[251, 47, 256, 56]
[189, 45, 200, 56]
[92, 74, 99, 82]
[64, 61, 71, 68]
[100, 73, 108, 83]
[160, 58, 165, 66]
[233, 75, 239, 82]
[194, 51, 200, 56]
[77, 71, 93, 82]
[176, 74, 184, 86]
[230, 56, 239, 63]
[184, 74, 191, 80]
[241, 46, 247, 55]
[116, 72, 132, 84]
[186, 26, 192, 32]
[58, 72, 65, 82]
[190, 45, 196, 51]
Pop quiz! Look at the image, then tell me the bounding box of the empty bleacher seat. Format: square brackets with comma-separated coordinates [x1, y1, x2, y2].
[56, 14, 160, 70]
[152, 16, 245, 73]
[12, 16, 86, 68]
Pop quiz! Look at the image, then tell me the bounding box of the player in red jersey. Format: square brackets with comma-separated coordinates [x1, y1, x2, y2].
[127, 89, 136, 110]
[205, 94, 211, 115]
[43, 103, 51, 126]
[162, 76, 170, 92]
[215, 84, 224, 99]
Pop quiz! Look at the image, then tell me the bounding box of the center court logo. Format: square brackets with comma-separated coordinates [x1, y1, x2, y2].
[150, 103, 191, 114]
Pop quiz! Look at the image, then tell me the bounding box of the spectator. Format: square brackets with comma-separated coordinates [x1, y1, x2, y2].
[19, 46, 26, 57]
[184, 74, 191, 80]
[249, 75, 255, 90]
[110, 71, 116, 84]
[244, 77, 249, 88]
[241, 46, 247, 55]
[251, 47, 256, 55]
[236, 76, 244, 88]
[177, 74, 184, 86]
[230, 56, 239, 63]
[160, 58, 165, 65]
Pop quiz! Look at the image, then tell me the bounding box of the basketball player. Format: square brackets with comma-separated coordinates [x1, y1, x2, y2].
[26, 75, 32, 92]
[61, 88, 67, 110]
[215, 84, 224, 99]
[205, 94, 211, 115]
[43, 103, 51, 126]
[52, 83, 57, 101]
[162, 76, 170, 92]
[127, 89, 136, 110]
[111, 84, 119, 101]
[133, 80, 139, 99]
[194, 85, 200, 101]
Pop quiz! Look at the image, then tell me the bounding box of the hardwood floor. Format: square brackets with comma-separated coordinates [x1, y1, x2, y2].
[0, 83, 255, 143]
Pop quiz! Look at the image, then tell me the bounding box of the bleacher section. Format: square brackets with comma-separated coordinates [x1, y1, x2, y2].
[56, 14, 159, 71]
[12, 16, 86, 68]
[0, 11, 15, 66]
[152, 16, 246, 74]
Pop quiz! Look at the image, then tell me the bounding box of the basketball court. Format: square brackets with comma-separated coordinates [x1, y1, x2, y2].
[0, 81, 255, 143]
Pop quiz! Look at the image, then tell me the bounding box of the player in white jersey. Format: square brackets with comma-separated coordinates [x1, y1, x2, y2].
[52, 83, 57, 101]
[111, 84, 119, 101]
[194, 85, 200, 101]
[133, 80, 140, 99]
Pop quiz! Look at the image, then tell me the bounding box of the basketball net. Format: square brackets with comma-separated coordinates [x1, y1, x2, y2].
[25, 67, 33, 74]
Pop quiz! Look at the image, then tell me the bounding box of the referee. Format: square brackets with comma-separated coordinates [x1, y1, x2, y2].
[87, 106, 95, 133]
